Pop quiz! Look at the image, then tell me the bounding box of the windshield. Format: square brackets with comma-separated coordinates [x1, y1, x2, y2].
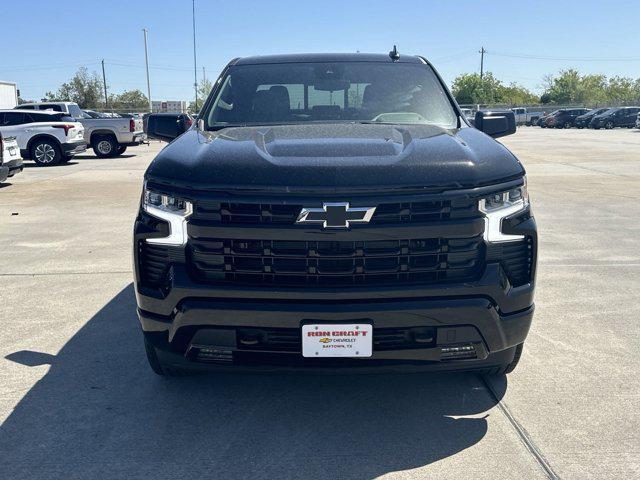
[66, 103, 83, 118]
[204, 62, 457, 129]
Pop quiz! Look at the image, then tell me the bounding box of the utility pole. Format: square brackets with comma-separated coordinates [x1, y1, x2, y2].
[192, 0, 198, 109]
[101, 59, 108, 110]
[143, 28, 152, 113]
[479, 47, 486, 79]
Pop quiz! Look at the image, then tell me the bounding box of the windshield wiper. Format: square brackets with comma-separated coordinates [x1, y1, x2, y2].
[207, 123, 249, 131]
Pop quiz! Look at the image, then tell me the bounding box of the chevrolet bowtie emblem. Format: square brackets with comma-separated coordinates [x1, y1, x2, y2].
[296, 202, 377, 229]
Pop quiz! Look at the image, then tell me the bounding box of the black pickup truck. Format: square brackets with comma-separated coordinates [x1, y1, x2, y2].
[135, 52, 536, 376]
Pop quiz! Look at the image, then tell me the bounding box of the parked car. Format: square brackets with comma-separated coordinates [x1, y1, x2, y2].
[0, 140, 7, 182]
[590, 107, 640, 129]
[574, 108, 608, 128]
[17, 102, 145, 157]
[0, 131, 23, 180]
[136, 52, 535, 377]
[460, 108, 474, 122]
[545, 108, 589, 128]
[537, 110, 558, 128]
[117, 112, 143, 119]
[0, 110, 86, 165]
[511, 107, 543, 126]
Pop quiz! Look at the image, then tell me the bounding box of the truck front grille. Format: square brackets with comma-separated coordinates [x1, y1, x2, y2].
[192, 198, 477, 225]
[500, 237, 534, 286]
[138, 241, 171, 287]
[486, 236, 534, 287]
[187, 235, 484, 287]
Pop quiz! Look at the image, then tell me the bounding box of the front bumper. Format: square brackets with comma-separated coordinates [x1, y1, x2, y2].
[5, 158, 23, 177]
[137, 251, 536, 371]
[62, 140, 88, 156]
[140, 288, 534, 371]
[134, 192, 537, 371]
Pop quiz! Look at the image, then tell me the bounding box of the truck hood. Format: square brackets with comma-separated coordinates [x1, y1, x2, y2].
[145, 123, 524, 193]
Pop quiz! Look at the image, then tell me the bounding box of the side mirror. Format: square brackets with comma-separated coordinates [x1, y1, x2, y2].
[474, 110, 516, 138]
[146, 113, 190, 142]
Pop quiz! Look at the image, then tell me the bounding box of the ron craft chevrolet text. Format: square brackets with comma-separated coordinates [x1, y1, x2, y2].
[134, 50, 537, 376]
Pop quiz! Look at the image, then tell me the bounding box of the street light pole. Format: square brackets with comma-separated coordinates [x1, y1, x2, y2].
[143, 28, 152, 113]
[101, 59, 108, 110]
[192, 0, 198, 109]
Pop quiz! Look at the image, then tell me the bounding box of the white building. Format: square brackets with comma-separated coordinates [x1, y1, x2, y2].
[151, 100, 187, 113]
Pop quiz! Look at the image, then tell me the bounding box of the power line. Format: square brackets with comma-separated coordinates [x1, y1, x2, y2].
[105, 60, 193, 72]
[489, 51, 640, 62]
[430, 51, 477, 63]
[0, 61, 99, 72]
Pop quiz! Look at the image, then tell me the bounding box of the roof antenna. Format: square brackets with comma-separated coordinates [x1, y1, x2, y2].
[389, 45, 400, 61]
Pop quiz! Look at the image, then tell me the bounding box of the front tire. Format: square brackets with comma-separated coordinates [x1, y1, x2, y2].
[30, 139, 62, 166]
[116, 145, 127, 155]
[92, 135, 118, 158]
[605, 121, 615, 129]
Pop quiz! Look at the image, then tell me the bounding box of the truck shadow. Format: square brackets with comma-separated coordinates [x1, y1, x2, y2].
[1, 284, 507, 479]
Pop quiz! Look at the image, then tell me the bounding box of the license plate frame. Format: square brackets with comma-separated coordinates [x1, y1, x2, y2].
[302, 323, 373, 358]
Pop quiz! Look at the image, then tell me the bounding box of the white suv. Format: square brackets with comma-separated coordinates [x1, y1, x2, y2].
[0, 132, 23, 181]
[0, 110, 86, 165]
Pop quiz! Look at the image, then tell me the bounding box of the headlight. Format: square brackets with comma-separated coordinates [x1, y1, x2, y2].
[143, 184, 192, 246]
[478, 180, 529, 243]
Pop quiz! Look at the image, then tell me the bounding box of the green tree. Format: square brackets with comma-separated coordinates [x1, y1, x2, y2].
[577, 74, 608, 106]
[544, 69, 582, 104]
[188, 78, 214, 113]
[451, 73, 502, 104]
[452, 72, 537, 105]
[44, 67, 104, 109]
[497, 82, 539, 105]
[540, 70, 640, 106]
[606, 76, 639, 104]
[108, 89, 149, 112]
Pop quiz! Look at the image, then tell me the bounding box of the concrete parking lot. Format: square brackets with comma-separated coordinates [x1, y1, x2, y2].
[0, 128, 639, 479]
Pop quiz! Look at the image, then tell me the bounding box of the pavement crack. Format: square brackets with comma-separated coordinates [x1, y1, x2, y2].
[480, 374, 560, 480]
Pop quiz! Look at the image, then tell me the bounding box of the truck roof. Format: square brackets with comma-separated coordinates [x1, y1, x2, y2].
[19, 101, 78, 106]
[233, 52, 424, 66]
[0, 108, 62, 114]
